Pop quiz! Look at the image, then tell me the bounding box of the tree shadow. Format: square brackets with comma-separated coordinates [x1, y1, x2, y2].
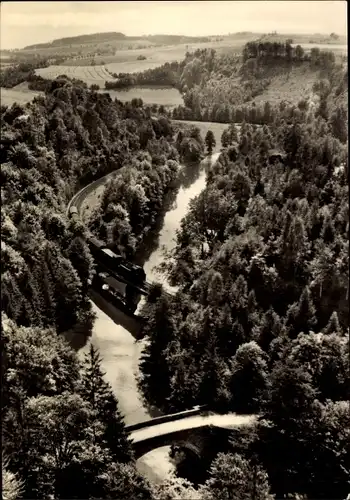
[89, 287, 144, 340]
[134, 160, 203, 267]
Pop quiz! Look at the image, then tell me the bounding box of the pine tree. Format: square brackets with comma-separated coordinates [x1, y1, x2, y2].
[321, 211, 335, 244]
[286, 287, 317, 338]
[79, 344, 133, 463]
[18, 269, 42, 327]
[198, 344, 230, 410]
[206, 270, 224, 306]
[229, 123, 239, 143]
[228, 341, 270, 413]
[216, 303, 234, 356]
[67, 236, 94, 292]
[323, 311, 341, 335]
[166, 347, 201, 412]
[221, 130, 230, 148]
[44, 242, 83, 332]
[32, 254, 56, 327]
[256, 307, 283, 352]
[139, 295, 177, 408]
[1, 275, 24, 325]
[229, 275, 248, 328]
[205, 130, 216, 155]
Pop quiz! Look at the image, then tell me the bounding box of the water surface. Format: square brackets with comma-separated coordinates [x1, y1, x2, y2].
[78, 127, 224, 482]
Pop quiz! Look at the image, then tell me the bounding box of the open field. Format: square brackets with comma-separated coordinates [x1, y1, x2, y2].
[60, 44, 189, 67]
[35, 61, 165, 85]
[173, 120, 229, 151]
[33, 38, 247, 87]
[99, 87, 183, 106]
[63, 39, 247, 66]
[0, 86, 42, 106]
[250, 65, 321, 107]
[35, 64, 116, 87]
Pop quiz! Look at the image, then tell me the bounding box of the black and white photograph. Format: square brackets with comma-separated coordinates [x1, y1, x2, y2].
[1, 1, 348, 499]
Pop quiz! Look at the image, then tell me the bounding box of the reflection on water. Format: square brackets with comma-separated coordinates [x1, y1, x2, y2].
[139, 153, 220, 288]
[75, 138, 222, 482]
[134, 160, 203, 268]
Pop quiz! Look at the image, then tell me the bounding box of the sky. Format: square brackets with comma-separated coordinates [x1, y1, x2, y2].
[0, 1, 347, 50]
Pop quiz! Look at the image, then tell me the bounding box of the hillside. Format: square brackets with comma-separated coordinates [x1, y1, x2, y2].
[256, 31, 347, 45]
[103, 41, 346, 123]
[22, 32, 211, 51]
[23, 32, 127, 49]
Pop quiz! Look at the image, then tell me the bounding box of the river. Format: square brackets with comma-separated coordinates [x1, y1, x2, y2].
[77, 128, 225, 483]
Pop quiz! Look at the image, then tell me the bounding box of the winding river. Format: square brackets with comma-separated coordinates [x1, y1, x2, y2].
[76, 124, 227, 483]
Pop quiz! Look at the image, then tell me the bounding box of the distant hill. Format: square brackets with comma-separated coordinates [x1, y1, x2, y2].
[142, 34, 210, 44]
[256, 32, 347, 45]
[24, 32, 127, 50]
[23, 32, 211, 51]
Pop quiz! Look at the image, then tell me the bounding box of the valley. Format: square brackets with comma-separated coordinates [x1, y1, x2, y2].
[1, 3, 348, 499]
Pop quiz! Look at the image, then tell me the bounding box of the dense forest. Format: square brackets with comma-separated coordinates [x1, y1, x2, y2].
[138, 66, 349, 498]
[0, 60, 50, 88]
[0, 78, 205, 499]
[87, 124, 204, 255]
[1, 36, 349, 499]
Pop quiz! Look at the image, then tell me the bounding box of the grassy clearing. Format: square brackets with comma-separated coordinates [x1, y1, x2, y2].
[100, 87, 183, 106]
[250, 66, 320, 106]
[35, 65, 116, 86]
[0, 87, 42, 106]
[173, 120, 229, 153]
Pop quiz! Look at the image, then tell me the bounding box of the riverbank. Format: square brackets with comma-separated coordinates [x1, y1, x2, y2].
[75, 137, 223, 482]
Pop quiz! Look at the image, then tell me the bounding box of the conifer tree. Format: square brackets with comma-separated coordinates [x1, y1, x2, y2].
[32, 254, 56, 327]
[228, 341, 270, 413]
[221, 129, 230, 148]
[79, 344, 133, 463]
[256, 307, 282, 352]
[1, 274, 24, 325]
[139, 295, 177, 408]
[323, 311, 341, 335]
[286, 287, 317, 338]
[66, 235, 94, 292]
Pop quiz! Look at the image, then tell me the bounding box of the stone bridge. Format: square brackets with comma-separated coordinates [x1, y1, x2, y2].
[126, 409, 257, 459]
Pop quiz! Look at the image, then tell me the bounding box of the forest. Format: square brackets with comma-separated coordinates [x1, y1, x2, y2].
[1, 38, 349, 499]
[0, 60, 49, 88]
[138, 57, 349, 498]
[0, 77, 204, 499]
[88, 124, 204, 255]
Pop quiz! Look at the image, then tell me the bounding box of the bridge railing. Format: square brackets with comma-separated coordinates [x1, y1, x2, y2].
[125, 405, 208, 433]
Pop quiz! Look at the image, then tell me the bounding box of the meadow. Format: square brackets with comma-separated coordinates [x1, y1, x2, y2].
[0, 85, 42, 106]
[173, 120, 230, 149]
[35, 64, 116, 87]
[33, 38, 247, 88]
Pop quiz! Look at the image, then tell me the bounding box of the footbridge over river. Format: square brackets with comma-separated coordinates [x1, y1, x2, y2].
[125, 407, 257, 459]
